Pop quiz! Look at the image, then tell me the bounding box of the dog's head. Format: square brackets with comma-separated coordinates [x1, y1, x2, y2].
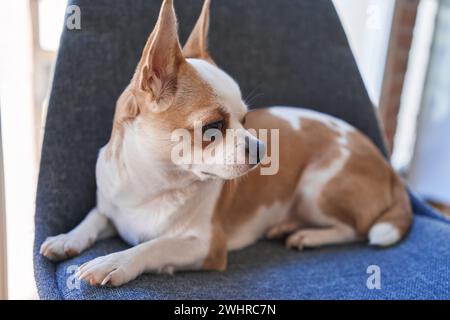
[112, 0, 264, 180]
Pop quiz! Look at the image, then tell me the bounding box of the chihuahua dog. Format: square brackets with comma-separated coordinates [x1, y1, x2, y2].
[41, 0, 412, 287]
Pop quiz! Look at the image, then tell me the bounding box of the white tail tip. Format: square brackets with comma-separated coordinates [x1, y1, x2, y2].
[369, 223, 400, 247]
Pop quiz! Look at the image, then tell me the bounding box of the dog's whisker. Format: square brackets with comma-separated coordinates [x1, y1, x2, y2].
[244, 85, 261, 103]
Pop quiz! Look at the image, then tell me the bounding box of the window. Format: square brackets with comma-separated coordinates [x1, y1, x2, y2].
[0, 0, 64, 299]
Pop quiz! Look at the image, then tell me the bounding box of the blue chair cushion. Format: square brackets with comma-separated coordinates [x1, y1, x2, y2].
[53, 211, 450, 300]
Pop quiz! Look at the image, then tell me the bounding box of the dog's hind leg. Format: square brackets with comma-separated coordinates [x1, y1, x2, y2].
[266, 220, 301, 240]
[285, 224, 358, 250]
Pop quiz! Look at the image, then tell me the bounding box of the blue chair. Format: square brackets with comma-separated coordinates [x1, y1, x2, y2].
[33, 0, 450, 299]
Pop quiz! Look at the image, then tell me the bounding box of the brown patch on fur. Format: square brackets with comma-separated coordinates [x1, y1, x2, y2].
[318, 130, 411, 237]
[202, 219, 227, 271]
[203, 108, 412, 267]
[215, 110, 306, 233]
[202, 110, 340, 267]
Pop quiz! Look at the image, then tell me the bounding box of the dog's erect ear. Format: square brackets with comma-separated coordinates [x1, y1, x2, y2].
[134, 0, 184, 112]
[182, 0, 213, 62]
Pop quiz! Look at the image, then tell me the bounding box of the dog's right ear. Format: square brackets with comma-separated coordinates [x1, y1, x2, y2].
[133, 0, 184, 113]
[182, 0, 213, 63]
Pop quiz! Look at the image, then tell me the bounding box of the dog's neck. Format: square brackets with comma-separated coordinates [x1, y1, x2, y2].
[102, 126, 222, 211]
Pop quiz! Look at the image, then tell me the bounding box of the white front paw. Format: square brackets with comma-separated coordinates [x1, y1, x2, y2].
[40, 233, 92, 261]
[76, 252, 139, 287]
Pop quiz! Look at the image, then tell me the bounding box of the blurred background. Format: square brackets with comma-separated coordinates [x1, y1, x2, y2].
[0, 0, 449, 299]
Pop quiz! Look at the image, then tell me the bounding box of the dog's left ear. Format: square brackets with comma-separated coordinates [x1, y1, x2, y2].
[134, 0, 184, 113]
[182, 0, 214, 62]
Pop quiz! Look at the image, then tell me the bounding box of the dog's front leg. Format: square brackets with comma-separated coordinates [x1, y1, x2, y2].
[40, 208, 116, 261]
[76, 236, 209, 287]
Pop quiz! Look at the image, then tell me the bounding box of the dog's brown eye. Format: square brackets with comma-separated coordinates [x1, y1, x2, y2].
[202, 120, 224, 134]
[202, 120, 224, 142]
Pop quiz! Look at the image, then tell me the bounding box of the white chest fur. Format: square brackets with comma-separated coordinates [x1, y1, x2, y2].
[95, 147, 222, 246]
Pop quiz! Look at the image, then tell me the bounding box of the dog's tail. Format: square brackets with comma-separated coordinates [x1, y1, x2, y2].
[368, 172, 412, 247]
